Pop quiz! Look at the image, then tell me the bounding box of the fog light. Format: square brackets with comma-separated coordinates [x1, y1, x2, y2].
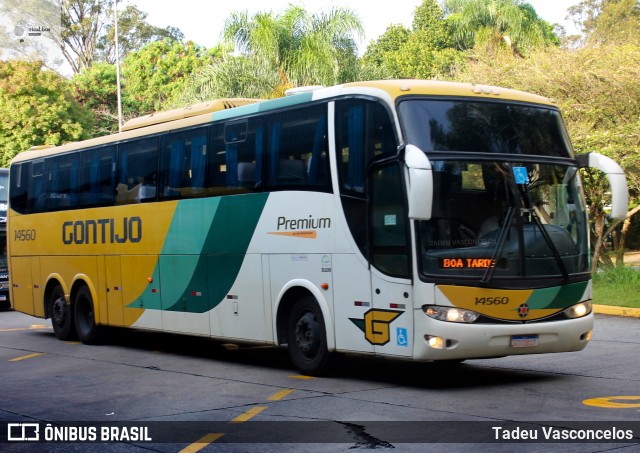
[425, 335, 445, 349]
[581, 330, 593, 342]
[564, 301, 592, 319]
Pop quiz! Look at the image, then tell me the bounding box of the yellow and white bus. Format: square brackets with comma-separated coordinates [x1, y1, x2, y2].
[8, 80, 628, 374]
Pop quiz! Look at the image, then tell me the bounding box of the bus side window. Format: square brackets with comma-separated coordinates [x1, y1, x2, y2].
[9, 164, 29, 215]
[117, 138, 159, 204]
[223, 118, 263, 191]
[336, 100, 397, 195]
[27, 159, 45, 213]
[79, 146, 116, 208]
[45, 154, 79, 211]
[159, 128, 208, 199]
[266, 104, 330, 191]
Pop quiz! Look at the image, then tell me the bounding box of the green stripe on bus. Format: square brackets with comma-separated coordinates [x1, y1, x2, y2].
[212, 93, 314, 121]
[128, 193, 269, 313]
[527, 281, 589, 309]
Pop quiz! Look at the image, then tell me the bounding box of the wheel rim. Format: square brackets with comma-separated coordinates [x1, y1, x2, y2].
[294, 311, 320, 359]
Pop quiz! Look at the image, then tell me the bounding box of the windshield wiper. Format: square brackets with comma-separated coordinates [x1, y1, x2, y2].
[529, 209, 569, 281]
[481, 207, 515, 285]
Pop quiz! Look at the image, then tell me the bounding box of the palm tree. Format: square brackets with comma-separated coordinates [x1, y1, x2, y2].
[444, 0, 557, 56]
[222, 5, 364, 89]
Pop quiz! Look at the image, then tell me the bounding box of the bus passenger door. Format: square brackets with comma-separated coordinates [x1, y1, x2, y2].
[369, 162, 414, 358]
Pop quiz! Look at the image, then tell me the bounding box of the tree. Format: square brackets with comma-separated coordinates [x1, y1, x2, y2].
[59, 0, 184, 74]
[71, 62, 122, 135]
[364, 0, 464, 79]
[0, 60, 94, 165]
[71, 40, 222, 135]
[568, 0, 640, 45]
[122, 40, 222, 113]
[96, 4, 184, 64]
[444, 0, 559, 56]
[222, 5, 364, 89]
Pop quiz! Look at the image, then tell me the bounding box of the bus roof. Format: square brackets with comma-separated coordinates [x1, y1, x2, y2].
[10, 80, 557, 164]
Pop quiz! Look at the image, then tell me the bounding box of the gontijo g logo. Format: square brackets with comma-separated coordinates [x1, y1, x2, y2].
[349, 309, 403, 345]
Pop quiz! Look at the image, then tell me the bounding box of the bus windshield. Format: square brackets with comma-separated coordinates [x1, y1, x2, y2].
[417, 160, 589, 282]
[398, 98, 572, 158]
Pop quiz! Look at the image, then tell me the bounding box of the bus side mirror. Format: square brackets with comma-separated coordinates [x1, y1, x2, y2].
[404, 144, 433, 220]
[576, 152, 629, 220]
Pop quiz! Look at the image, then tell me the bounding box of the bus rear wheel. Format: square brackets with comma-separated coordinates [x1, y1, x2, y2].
[74, 286, 100, 344]
[49, 285, 76, 341]
[287, 297, 331, 376]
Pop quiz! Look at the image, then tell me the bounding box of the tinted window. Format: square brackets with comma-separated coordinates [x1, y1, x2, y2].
[27, 159, 46, 213]
[45, 154, 79, 211]
[398, 99, 572, 157]
[160, 127, 208, 199]
[266, 104, 330, 190]
[9, 164, 28, 214]
[336, 99, 397, 195]
[117, 138, 159, 204]
[222, 118, 264, 190]
[79, 146, 116, 208]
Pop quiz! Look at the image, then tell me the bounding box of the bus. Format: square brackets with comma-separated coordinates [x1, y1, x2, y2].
[8, 80, 628, 375]
[0, 168, 8, 308]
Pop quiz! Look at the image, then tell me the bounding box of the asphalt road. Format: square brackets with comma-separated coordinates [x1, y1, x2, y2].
[0, 309, 639, 452]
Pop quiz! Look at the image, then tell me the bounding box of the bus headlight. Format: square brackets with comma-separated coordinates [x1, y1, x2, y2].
[564, 301, 592, 319]
[423, 305, 480, 323]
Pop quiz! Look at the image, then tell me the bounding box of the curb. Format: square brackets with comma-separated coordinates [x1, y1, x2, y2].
[593, 304, 640, 319]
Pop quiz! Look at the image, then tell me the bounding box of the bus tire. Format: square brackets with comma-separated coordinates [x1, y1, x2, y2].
[74, 286, 100, 345]
[49, 285, 76, 341]
[287, 296, 331, 376]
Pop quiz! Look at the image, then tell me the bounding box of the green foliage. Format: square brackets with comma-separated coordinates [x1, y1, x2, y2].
[0, 60, 93, 165]
[568, 0, 640, 45]
[221, 5, 364, 89]
[122, 40, 222, 113]
[71, 40, 222, 135]
[173, 56, 281, 103]
[364, 24, 411, 67]
[364, 0, 463, 79]
[593, 266, 640, 307]
[71, 62, 124, 135]
[59, 0, 185, 74]
[97, 4, 185, 64]
[444, 0, 559, 56]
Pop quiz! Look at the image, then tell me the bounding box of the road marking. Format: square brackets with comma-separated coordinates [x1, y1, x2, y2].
[9, 353, 45, 362]
[0, 324, 50, 332]
[231, 406, 268, 423]
[179, 433, 224, 453]
[288, 375, 315, 380]
[268, 389, 294, 401]
[583, 396, 640, 408]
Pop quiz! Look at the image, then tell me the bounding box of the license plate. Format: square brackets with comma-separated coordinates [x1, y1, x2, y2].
[0, 296, 6, 301]
[511, 335, 539, 348]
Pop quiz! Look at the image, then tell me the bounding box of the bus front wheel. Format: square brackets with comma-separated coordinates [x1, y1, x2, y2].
[49, 285, 76, 341]
[287, 297, 331, 376]
[74, 286, 100, 344]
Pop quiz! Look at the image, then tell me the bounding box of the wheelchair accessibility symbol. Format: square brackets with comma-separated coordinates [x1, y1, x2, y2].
[396, 327, 408, 347]
[513, 166, 529, 184]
